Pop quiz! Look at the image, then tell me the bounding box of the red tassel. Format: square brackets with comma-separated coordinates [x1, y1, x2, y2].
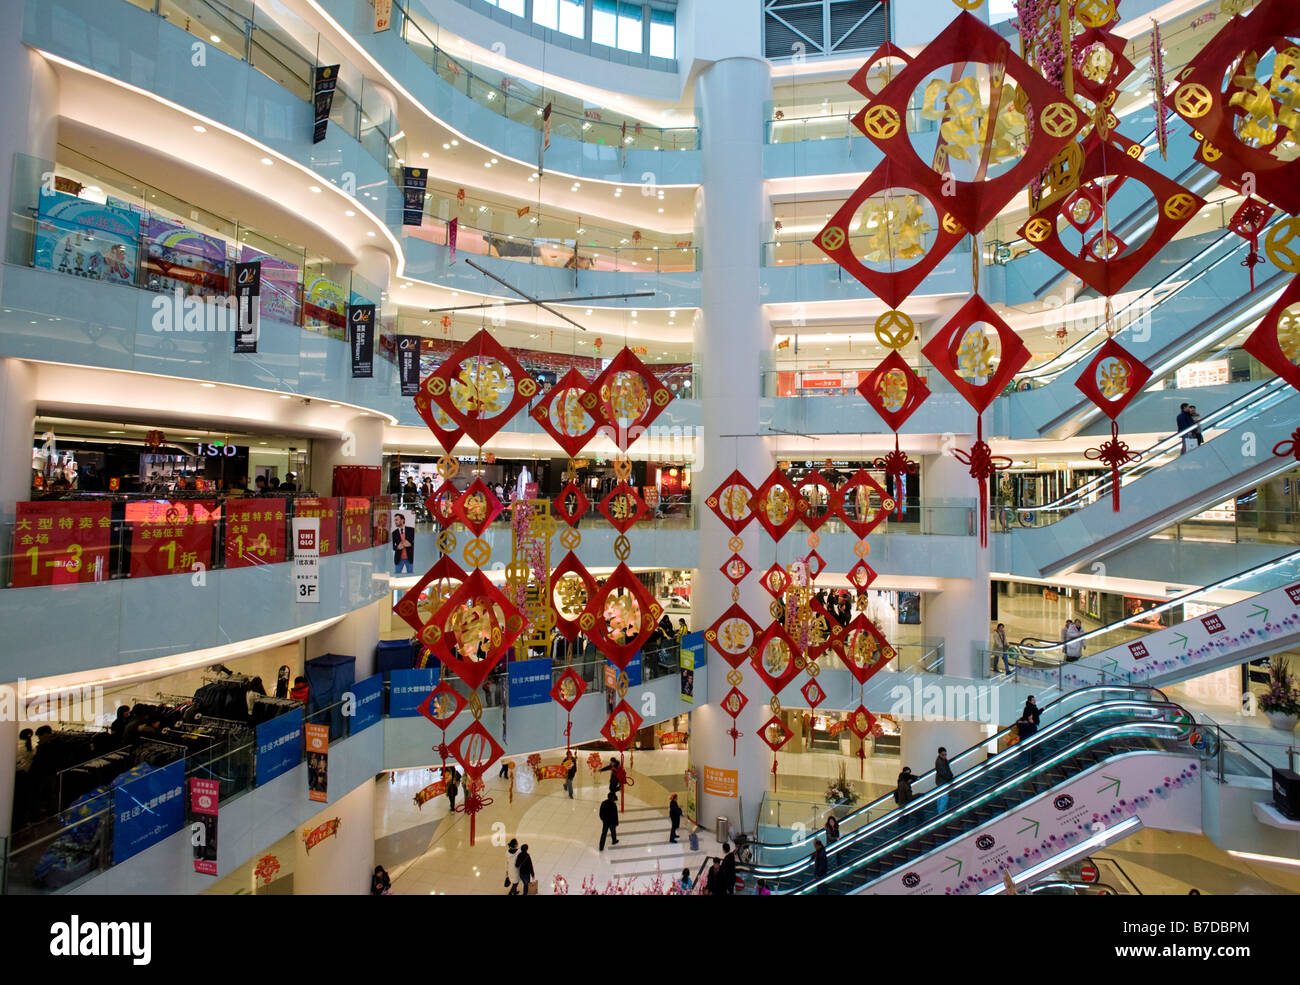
[1086, 422, 1138, 514]
[874, 434, 917, 520]
[951, 418, 1011, 548]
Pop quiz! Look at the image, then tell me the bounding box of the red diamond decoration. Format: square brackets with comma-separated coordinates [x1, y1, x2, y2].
[550, 666, 588, 712]
[425, 483, 459, 528]
[846, 705, 878, 739]
[847, 40, 913, 100]
[426, 330, 539, 446]
[427, 569, 525, 691]
[549, 551, 597, 642]
[720, 686, 749, 719]
[452, 478, 504, 536]
[804, 598, 842, 659]
[591, 347, 673, 450]
[796, 470, 836, 531]
[529, 367, 600, 457]
[448, 719, 505, 781]
[832, 470, 895, 539]
[859, 352, 931, 433]
[705, 469, 755, 535]
[601, 700, 644, 752]
[414, 375, 465, 453]
[706, 604, 761, 669]
[804, 551, 826, 580]
[757, 715, 793, 753]
[838, 613, 896, 686]
[750, 622, 802, 695]
[598, 482, 648, 534]
[720, 554, 752, 585]
[579, 563, 661, 669]
[921, 295, 1031, 415]
[847, 559, 878, 593]
[752, 469, 803, 541]
[1061, 186, 1105, 233]
[1242, 275, 1300, 392]
[1071, 27, 1134, 105]
[417, 681, 466, 730]
[553, 482, 590, 527]
[760, 563, 791, 600]
[394, 555, 468, 638]
[801, 678, 827, 710]
[1073, 338, 1153, 421]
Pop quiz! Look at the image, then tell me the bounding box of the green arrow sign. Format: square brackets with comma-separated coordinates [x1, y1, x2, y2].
[1097, 775, 1121, 797]
[1017, 818, 1040, 838]
[941, 855, 962, 878]
[1102, 658, 1119, 673]
[1170, 632, 1189, 649]
[1249, 604, 1268, 621]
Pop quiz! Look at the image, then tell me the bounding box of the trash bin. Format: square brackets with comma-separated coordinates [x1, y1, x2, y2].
[715, 816, 728, 843]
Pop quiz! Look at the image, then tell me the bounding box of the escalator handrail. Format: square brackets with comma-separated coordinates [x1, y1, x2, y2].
[746, 693, 1176, 868]
[746, 684, 1166, 853]
[793, 718, 1189, 894]
[1009, 548, 1300, 660]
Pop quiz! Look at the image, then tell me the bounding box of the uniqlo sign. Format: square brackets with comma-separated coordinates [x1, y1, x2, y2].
[292, 517, 319, 604]
[1128, 642, 1149, 660]
[1201, 614, 1226, 634]
[1287, 584, 1300, 606]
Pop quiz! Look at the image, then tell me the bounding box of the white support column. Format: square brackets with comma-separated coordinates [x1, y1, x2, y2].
[690, 53, 774, 838]
[305, 601, 382, 680]
[310, 412, 385, 496]
[291, 779, 375, 894]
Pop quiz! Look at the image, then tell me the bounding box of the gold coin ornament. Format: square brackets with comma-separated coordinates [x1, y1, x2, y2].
[1039, 101, 1079, 139]
[469, 691, 484, 720]
[807, 532, 820, 549]
[614, 534, 632, 561]
[731, 587, 741, 602]
[613, 457, 633, 482]
[769, 599, 784, 620]
[726, 669, 744, 686]
[437, 529, 457, 554]
[806, 660, 821, 678]
[854, 539, 871, 558]
[1265, 219, 1300, 273]
[728, 535, 745, 553]
[1163, 193, 1196, 221]
[941, 213, 964, 236]
[463, 537, 491, 568]
[616, 671, 630, 697]
[1173, 82, 1213, 119]
[863, 104, 901, 140]
[874, 310, 916, 349]
[560, 527, 582, 550]
[437, 454, 459, 480]
[1024, 217, 1054, 243]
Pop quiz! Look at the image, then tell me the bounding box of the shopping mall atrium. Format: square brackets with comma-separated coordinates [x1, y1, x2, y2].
[1, 0, 1299, 906]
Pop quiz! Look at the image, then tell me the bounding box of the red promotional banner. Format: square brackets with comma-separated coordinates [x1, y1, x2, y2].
[301, 817, 340, 853]
[126, 500, 219, 578]
[305, 723, 329, 803]
[414, 780, 446, 808]
[223, 498, 286, 569]
[341, 498, 372, 553]
[189, 777, 219, 876]
[293, 498, 338, 556]
[12, 501, 112, 587]
[536, 764, 568, 780]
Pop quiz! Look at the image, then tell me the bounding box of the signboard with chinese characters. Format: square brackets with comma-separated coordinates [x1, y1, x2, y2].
[294, 498, 338, 556]
[224, 498, 286, 568]
[112, 759, 186, 865]
[293, 517, 320, 604]
[341, 497, 372, 552]
[125, 500, 219, 579]
[12, 501, 112, 587]
[702, 766, 738, 798]
[255, 707, 304, 784]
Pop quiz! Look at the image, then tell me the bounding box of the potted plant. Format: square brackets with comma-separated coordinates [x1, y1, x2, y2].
[825, 762, 859, 817]
[1259, 656, 1300, 731]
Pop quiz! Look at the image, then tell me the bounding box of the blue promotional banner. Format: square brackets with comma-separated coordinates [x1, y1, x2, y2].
[255, 707, 304, 785]
[350, 673, 383, 733]
[508, 658, 552, 707]
[680, 631, 707, 666]
[112, 759, 186, 865]
[389, 667, 439, 717]
[607, 654, 641, 688]
[34, 191, 139, 284]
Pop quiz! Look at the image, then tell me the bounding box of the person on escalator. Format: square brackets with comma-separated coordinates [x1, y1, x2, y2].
[1019, 697, 1041, 739]
[935, 747, 954, 814]
[1062, 620, 1083, 662]
[893, 767, 915, 807]
[812, 840, 829, 883]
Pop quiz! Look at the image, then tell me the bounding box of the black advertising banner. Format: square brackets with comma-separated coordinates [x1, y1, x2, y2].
[313, 64, 340, 144]
[397, 334, 421, 396]
[402, 167, 427, 226]
[349, 302, 375, 378]
[233, 260, 261, 353]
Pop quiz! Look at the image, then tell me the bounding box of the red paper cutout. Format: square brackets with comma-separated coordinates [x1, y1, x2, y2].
[417, 682, 467, 730]
[1242, 274, 1300, 392]
[414, 376, 465, 454]
[598, 482, 648, 533]
[752, 469, 804, 541]
[705, 470, 756, 535]
[426, 569, 524, 691]
[529, 367, 600, 457]
[750, 622, 802, 695]
[801, 678, 827, 710]
[921, 294, 1032, 414]
[426, 330, 538, 446]
[591, 347, 673, 450]
[452, 478, 504, 536]
[394, 555, 468, 638]
[550, 666, 588, 711]
[796, 470, 836, 530]
[579, 563, 661, 669]
[837, 614, 897, 686]
[601, 700, 644, 751]
[757, 715, 793, 752]
[859, 351, 931, 432]
[760, 563, 791, 600]
[553, 481, 591, 527]
[550, 551, 597, 641]
[831, 469, 895, 539]
[705, 604, 760, 669]
[720, 554, 753, 585]
[847, 559, 878, 593]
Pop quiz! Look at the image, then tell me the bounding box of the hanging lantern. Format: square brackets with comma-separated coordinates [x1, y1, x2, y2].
[1073, 339, 1153, 512]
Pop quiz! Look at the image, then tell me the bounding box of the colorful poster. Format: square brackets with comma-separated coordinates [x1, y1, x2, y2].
[702, 766, 738, 798]
[144, 216, 228, 296]
[372, 495, 393, 547]
[374, 0, 392, 31]
[508, 658, 552, 707]
[112, 759, 186, 865]
[304, 275, 347, 339]
[240, 246, 300, 324]
[349, 673, 383, 733]
[448, 217, 458, 259]
[348, 302, 375, 378]
[680, 647, 695, 704]
[305, 723, 329, 802]
[224, 498, 286, 568]
[255, 707, 304, 785]
[341, 497, 372, 552]
[12, 500, 112, 587]
[402, 167, 427, 226]
[189, 777, 219, 876]
[125, 500, 219, 578]
[389, 668, 439, 717]
[33, 191, 138, 284]
[293, 498, 338, 556]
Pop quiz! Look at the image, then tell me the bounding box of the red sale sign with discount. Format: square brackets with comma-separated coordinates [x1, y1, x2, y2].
[224, 498, 286, 568]
[126, 500, 219, 579]
[12, 501, 112, 587]
[341, 497, 371, 553]
[293, 498, 338, 556]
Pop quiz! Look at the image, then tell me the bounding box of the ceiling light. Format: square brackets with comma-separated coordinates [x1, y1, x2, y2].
[210, 34, 221, 42]
[658, 208, 664, 213]
[485, 162, 493, 168]
[451, 140, 459, 146]
[279, 394, 292, 399]
[422, 152, 430, 158]
[491, 158, 498, 164]
[345, 210, 355, 217]
[366, 231, 375, 237]
[585, 309, 593, 315]
[329, 404, 340, 408]
[309, 186, 321, 193]
[258, 441, 267, 446]
[261, 157, 273, 165]
[200, 382, 217, 388]
[106, 430, 125, 435]
[443, 143, 450, 149]
[192, 125, 206, 133]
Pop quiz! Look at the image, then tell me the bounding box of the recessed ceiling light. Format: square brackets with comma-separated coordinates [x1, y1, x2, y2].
[279, 394, 292, 399]
[106, 430, 125, 435]
[586, 309, 593, 315]
[442, 143, 450, 150]
[491, 158, 498, 164]
[658, 208, 664, 213]
[422, 152, 430, 158]
[366, 231, 375, 237]
[259, 441, 267, 445]
[192, 125, 206, 133]
[210, 34, 221, 42]
[309, 186, 321, 193]
[485, 162, 493, 168]
[345, 210, 355, 217]
[261, 157, 273, 165]
[200, 382, 216, 388]
[451, 139, 459, 146]
[329, 404, 340, 408]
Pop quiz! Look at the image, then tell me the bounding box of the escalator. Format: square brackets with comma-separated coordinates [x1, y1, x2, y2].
[741, 686, 1202, 895]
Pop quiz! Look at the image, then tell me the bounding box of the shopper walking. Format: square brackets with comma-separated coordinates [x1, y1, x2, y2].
[1020, 696, 1041, 738]
[598, 756, 623, 795]
[446, 767, 460, 813]
[935, 746, 954, 814]
[516, 844, 535, 896]
[598, 791, 620, 850]
[562, 751, 577, 799]
[668, 793, 683, 843]
[1062, 619, 1082, 662]
[705, 859, 722, 895]
[992, 623, 1012, 675]
[719, 842, 737, 895]
[505, 838, 521, 894]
